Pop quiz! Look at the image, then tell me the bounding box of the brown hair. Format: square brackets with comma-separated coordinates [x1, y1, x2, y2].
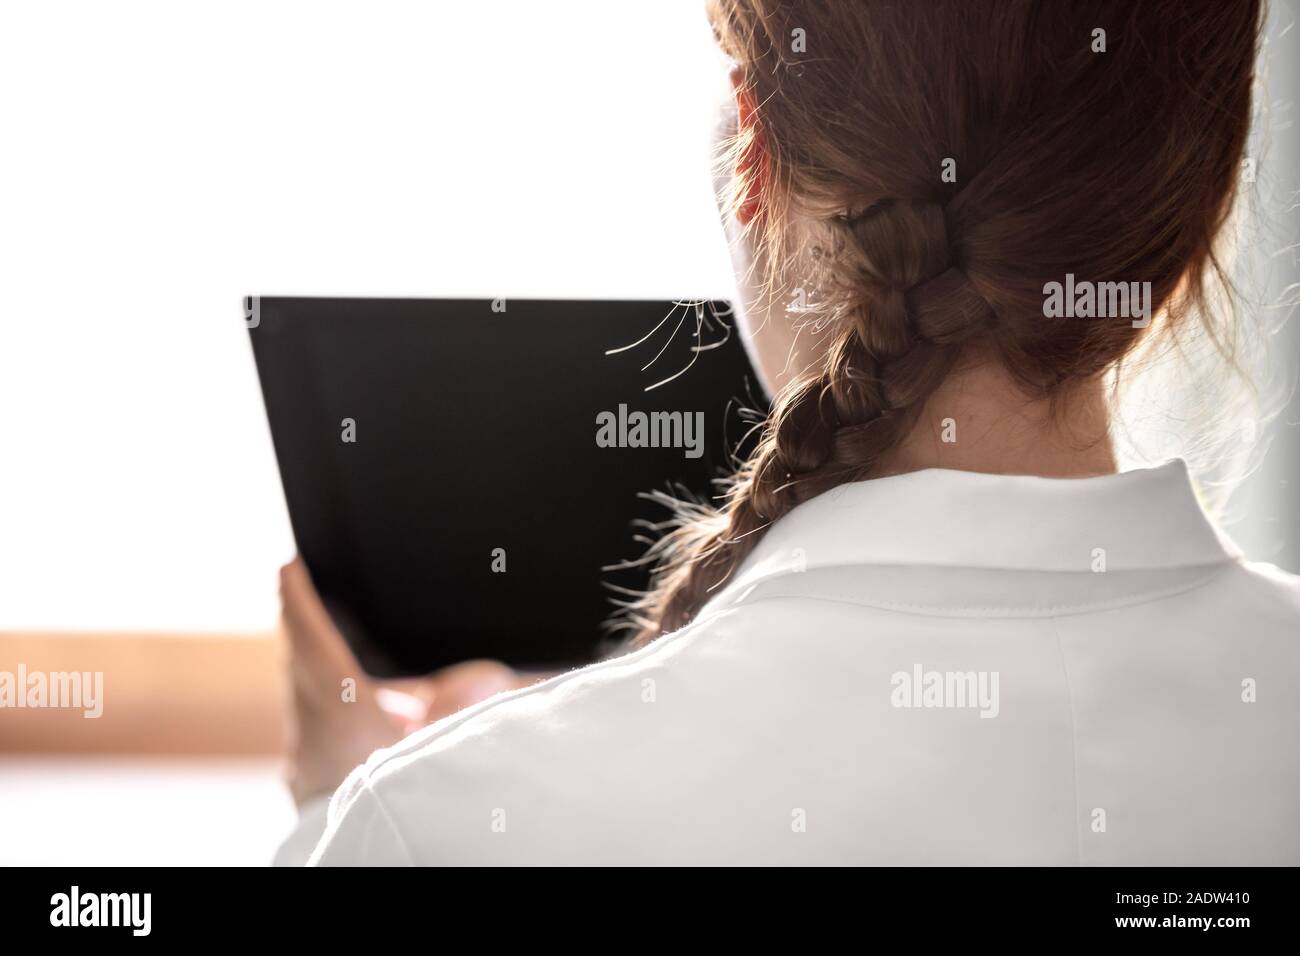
[621, 0, 1263, 643]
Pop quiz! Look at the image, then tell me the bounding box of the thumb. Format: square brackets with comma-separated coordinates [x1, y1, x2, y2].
[395, 660, 524, 723]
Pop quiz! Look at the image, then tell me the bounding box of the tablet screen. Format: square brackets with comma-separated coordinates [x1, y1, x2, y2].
[249, 297, 763, 676]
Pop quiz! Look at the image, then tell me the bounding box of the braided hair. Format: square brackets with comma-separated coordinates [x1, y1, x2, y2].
[620, 0, 1262, 644]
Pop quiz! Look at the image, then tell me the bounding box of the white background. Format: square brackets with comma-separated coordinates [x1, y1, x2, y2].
[0, 0, 735, 631]
[1, 1, 1296, 634]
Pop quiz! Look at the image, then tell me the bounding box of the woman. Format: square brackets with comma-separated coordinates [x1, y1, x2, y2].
[276, 0, 1298, 865]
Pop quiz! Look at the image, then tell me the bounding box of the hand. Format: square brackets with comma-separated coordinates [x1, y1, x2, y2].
[279, 557, 544, 805]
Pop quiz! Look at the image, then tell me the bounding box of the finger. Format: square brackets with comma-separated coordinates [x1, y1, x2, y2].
[423, 660, 524, 719]
[279, 558, 367, 687]
[280, 558, 344, 659]
[373, 687, 429, 734]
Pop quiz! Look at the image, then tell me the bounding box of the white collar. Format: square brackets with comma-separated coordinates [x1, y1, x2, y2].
[707, 460, 1239, 607]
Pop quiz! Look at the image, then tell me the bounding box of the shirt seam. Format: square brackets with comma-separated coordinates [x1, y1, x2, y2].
[711, 564, 1234, 620]
[363, 776, 418, 866]
[713, 556, 1239, 606]
[1047, 615, 1085, 866]
[364, 608, 728, 774]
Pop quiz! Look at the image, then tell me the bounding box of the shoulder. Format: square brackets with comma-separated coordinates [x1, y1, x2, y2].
[308, 603, 770, 865]
[1220, 558, 1300, 621]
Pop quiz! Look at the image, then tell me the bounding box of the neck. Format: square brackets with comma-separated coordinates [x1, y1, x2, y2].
[880, 352, 1118, 479]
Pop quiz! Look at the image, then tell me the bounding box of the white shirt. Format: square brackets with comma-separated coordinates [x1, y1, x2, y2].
[277, 461, 1300, 865]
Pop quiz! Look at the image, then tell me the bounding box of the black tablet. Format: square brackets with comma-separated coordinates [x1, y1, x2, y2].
[247, 296, 763, 677]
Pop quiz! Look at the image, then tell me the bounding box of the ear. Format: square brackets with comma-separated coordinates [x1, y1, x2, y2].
[730, 67, 766, 226]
